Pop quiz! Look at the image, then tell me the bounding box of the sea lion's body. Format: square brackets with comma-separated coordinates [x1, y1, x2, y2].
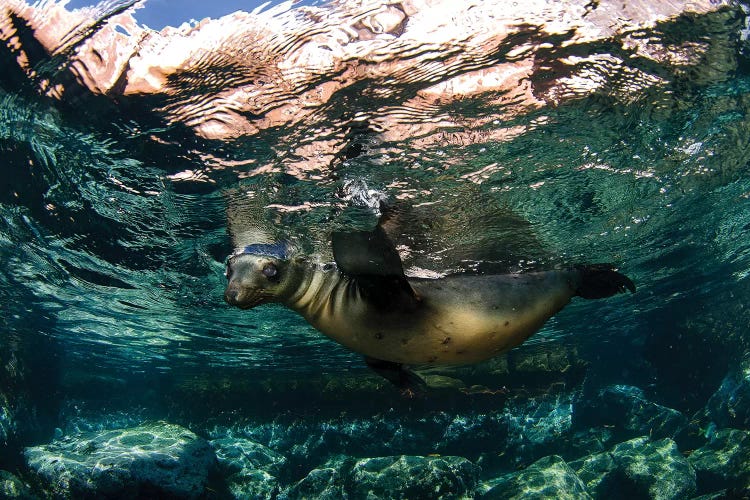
[224, 231, 634, 391]
[282, 263, 576, 365]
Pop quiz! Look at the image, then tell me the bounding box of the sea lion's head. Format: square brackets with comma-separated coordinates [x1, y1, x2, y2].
[224, 244, 302, 309]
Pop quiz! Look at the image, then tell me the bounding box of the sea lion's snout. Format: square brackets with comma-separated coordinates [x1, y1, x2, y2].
[224, 281, 265, 309]
[224, 282, 242, 306]
[224, 259, 242, 305]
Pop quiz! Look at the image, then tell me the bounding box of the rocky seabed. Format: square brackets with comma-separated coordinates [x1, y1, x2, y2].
[3, 358, 750, 499]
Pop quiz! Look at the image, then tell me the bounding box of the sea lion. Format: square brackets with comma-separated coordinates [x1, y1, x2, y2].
[224, 229, 634, 392]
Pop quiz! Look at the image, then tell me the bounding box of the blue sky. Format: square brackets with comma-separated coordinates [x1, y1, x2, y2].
[66, 0, 274, 29]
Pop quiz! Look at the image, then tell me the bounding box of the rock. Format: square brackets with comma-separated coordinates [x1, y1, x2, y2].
[24, 421, 215, 499]
[57, 399, 152, 437]
[508, 345, 585, 375]
[688, 428, 750, 492]
[278, 454, 479, 500]
[350, 455, 479, 500]
[572, 450, 616, 496]
[211, 437, 287, 499]
[690, 491, 729, 500]
[437, 392, 576, 470]
[609, 437, 696, 499]
[484, 455, 591, 499]
[482, 354, 510, 375]
[438, 412, 507, 457]
[572, 436, 696, 500]
[702, 356, 750, 429]
[278, 466, 349, 500]
[422, 374, 467, 390]
[0, 393, 14, 450]
[505, 393, 574, 457]
[566, 428, 615, 459]
[211, 437, 287, 476]
[224, 469, 279, 499]
[0, 470, 36, 499]
[457, 344, 587, 392]
[575, 385, 688, 440]
[221, 411, 451, 469]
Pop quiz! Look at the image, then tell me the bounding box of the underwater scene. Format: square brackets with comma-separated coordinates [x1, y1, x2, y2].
[2, 0, 750, 498]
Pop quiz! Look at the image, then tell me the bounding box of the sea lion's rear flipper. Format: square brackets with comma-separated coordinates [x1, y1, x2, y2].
[332, 225, 420, 310]
[365, 357, 427, 397]
[574, 264, 636, 299]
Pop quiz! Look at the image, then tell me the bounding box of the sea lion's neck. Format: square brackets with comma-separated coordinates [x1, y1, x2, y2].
[282, 262, 351, 320]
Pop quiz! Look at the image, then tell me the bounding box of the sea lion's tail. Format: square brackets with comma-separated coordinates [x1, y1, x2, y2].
[573, 264, 635, 299]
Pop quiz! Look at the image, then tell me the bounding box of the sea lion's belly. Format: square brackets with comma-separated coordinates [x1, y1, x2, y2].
[306, 273, 576, 365]
[339, 307, 535, 365]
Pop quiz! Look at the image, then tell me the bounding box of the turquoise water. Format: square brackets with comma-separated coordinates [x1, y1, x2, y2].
[2, 0, 750, 497]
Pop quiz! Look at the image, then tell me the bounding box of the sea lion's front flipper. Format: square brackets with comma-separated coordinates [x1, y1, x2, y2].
[332, 224, 404, 277]
[365, 357, 427, 397]
[332, 225, 419, 310]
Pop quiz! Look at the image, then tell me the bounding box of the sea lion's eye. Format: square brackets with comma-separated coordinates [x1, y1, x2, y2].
[262, 263, 278, 279]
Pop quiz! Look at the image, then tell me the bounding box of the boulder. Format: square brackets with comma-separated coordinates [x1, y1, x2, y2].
[223, 469, 279, 499]
[688, 428, 750, 493]
[349, 455, 479, 499]
[573, 436, 696, 499]
[504, 393, 574, 459]
[279, 454, 479, 500]
[439, 393, 575, 469]
[278, 466, 349, 500]
[0, 470, 36, 499]
[610, 437, 696, 500]
[211, 437, 287, 499]
[572, 450, 616, 497]
[24, 421, 215, 499]
[484, 455, 591, 499]
[566, 428, 615, 459]
[702, 356, 750, 429]
[438, 412, 507, 456]
[575, 385, 688, 440]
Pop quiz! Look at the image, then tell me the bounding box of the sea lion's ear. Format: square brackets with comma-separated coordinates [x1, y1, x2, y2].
[332, 225, 419, 310]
